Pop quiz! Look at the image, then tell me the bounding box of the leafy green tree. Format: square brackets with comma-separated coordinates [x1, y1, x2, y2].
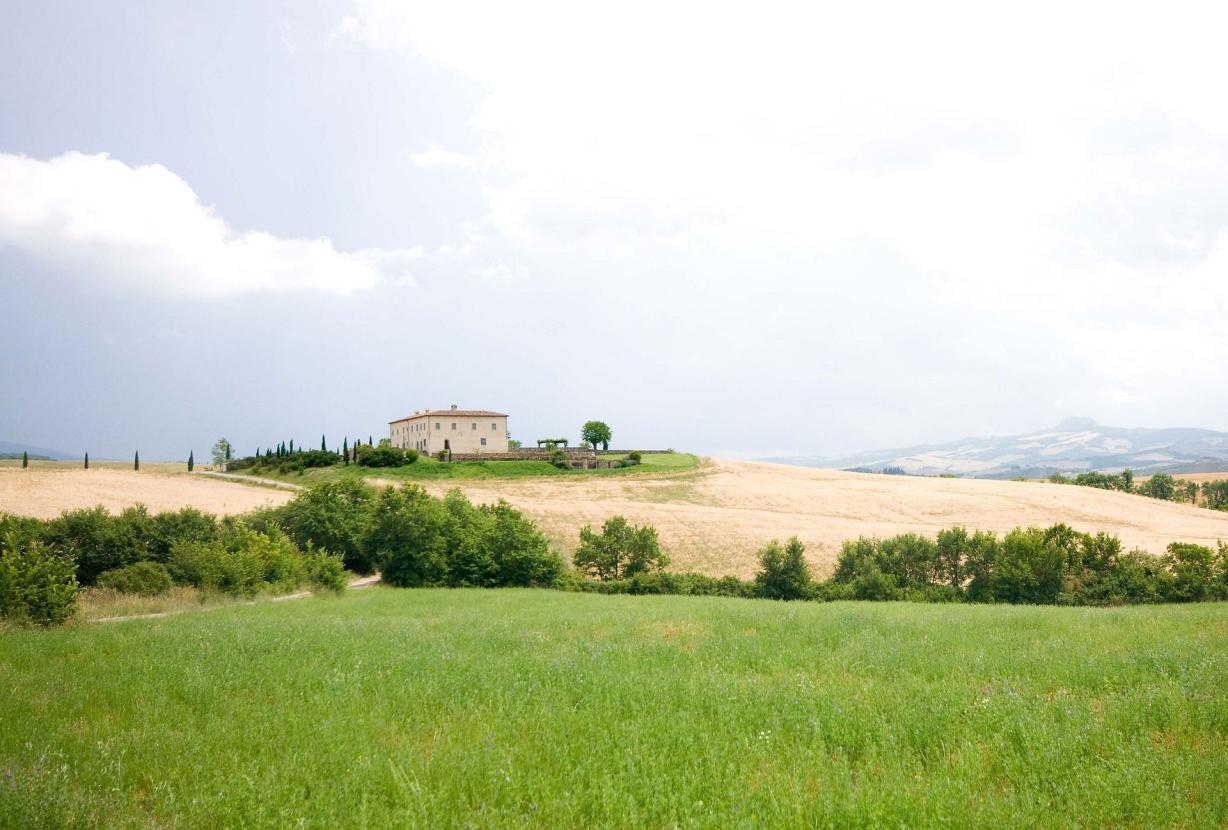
[1164, 542, 1216, 602]
[363, 486, 448, 587]
[212, 438, 233, 468]
[581, 420, 612, 451]
[754, 537, 813, 600]
[342, 437, 349, 466]
[279, 479, 377, 573]
[321, 434, 327, 452]
[187, 451, 194, 472]
[573, 516, 667, 579]
[1202, 480, 1228, 511]
[1139, 472, 1176, 501]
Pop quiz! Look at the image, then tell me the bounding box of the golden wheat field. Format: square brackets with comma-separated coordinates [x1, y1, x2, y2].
[0, 466, 292, 519]
[417, 459, 1228, 576]
[4, 459, 1228, 577]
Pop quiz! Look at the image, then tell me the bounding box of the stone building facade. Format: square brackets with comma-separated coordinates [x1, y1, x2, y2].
[388, 405, 509, 455]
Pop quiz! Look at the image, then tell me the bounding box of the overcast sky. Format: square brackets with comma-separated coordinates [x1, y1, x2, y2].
[2, 0, 1226, 461]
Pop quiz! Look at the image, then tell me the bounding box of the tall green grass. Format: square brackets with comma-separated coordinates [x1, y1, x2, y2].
[2, 590, 1225, 827]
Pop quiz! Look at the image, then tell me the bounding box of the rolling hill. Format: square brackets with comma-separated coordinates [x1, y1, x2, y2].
[768, 417, 1228, 479]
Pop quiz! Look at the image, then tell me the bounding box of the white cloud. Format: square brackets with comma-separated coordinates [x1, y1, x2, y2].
[0, 151, 421, 297]
[334, 0, 1228, 428]
[408, 143, 477, 170]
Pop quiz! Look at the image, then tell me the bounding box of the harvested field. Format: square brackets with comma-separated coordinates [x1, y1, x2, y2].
[422, 459, 1228, 577]
[0, 468, 293, 519]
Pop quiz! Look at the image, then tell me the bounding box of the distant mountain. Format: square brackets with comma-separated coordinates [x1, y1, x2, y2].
[0, 441, 77, 461]
[766, 418, 1228, 479]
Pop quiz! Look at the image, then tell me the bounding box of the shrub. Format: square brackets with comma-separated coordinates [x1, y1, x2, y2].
[549, 448, 569, 469]
[278, 480, 376, 573]
[44, 506, 152, 585]
[0, 537, 78, 626]
[303, 545, 347, 592]
[627, 451, 643, 463]
[573, 516, 669, 580]
[357, 444, 416, 468]
[1163, 542, 1217, 602]
[167, 526, 305, 596]
[754, 537, 813, 600]
[96, 561, 173, 596]
[363, 486, 449, 587]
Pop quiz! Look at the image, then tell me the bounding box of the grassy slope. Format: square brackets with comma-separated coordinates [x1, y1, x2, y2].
[239, 451, 700, 483]
[3, 591, 1226, 828]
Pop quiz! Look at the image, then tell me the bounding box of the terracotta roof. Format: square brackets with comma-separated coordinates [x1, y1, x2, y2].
[389, 410, 508, 423]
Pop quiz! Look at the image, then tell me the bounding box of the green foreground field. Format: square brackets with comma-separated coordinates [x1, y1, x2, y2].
[239, 451, 700, 483]
[2, 591, 1226, 829]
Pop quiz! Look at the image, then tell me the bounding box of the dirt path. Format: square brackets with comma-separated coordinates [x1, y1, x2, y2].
[90, 574, 381, 623]
[191, 471, 305, 491]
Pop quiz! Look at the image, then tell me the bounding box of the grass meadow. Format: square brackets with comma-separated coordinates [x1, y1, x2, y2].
[242, 450, 701, 484]
[2, 589, 1226, 828]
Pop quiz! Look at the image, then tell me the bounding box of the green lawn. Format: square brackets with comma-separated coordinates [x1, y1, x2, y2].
[2, 591, 1226, 828]
[240, 451, 700, 484]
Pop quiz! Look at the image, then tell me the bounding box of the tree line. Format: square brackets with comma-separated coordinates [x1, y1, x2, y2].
[5, 484, 1226, 627]
[1047, 468, 1228, 511]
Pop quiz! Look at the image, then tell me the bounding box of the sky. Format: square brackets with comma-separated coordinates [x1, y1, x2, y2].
[2, 0, 1226, 461]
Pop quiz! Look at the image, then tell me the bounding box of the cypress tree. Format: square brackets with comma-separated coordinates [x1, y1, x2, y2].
[321, 434, 327, 452]
[84, 452, 89, 469]
[342, 437, 349, 466]
[289, 439, 294, 454]
[225, 443, 231, 462]
[134, 450, 140, 471]
[188, 450, 195, 472]
[21, 451, 28, 468]
[368, 435, 373, 447]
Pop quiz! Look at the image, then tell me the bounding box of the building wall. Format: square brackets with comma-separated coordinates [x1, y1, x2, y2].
[390, 411, 509, 455]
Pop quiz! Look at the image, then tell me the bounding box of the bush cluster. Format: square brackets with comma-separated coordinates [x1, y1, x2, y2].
[365, 487, 563, 588]
[829, 524, 1228, 605]
[0, 537, 78, 625]
[0, 502, 349, 626]
[356, 445, 419, 468]
[1049, 469, 1225, 510]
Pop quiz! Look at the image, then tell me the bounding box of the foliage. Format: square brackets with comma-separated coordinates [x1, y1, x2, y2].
[1137, 471, 1176, 500]
[168, 525, 306, 596]
[0, 536, 78, 625]
[627, 450, 642, 462]
[753, 537, 813, 600]
[364, 486, 562, 589]
[212, 438, 232, 468]
[581, 420, 612, 450]
[303, 546, 348, 592]
[829, 523, 1228, 606]
[276, 479, 376, 573]
[356, 444, 417, 468]
[548, 448, 569, 469]
[96, 561, 173, 596]
[573, 515, 669, 580]
[1202, 480, 1228, 510]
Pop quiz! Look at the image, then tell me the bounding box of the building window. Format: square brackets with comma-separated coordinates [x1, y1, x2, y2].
[472, 422, 477, 430]
[451, 422, 457, 430]
[491, 423, 496, 430]
[481, 437, 487, 446]
[435, 422, 440, 429]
